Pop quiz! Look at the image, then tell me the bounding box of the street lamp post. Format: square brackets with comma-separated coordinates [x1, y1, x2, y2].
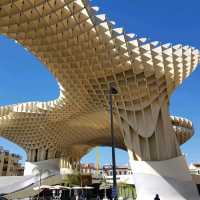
[39, 172, 41, 200]
[32, 167, 42, 200]
[109, 83, 118, 200]
[32, 167, 50, 200]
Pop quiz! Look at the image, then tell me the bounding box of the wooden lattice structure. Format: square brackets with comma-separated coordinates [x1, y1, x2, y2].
[0, 0, 199, 163]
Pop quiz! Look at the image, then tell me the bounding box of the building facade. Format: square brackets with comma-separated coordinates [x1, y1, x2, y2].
[0, 146, 24, 176]
[81, 163, 134, 185]
[81, 163, 96, 175]
[190, 163, 200, 175]
[100, 164, 132, 176]
[81, 163, 132, 176]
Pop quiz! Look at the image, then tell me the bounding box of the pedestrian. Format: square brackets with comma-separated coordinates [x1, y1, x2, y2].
[154, 194, 160, 200]
[80, 191, 85, 200]
[96, 194, 100, 200]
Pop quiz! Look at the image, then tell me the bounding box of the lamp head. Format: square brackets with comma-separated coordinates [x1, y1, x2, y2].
[110, 86, 118, 95]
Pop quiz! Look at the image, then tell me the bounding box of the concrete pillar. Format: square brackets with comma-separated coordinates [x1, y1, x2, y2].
[121, 100, 199, 199]
[31, 149, 35, 162]
[40, 149, 45, 161]
[60, 157, 75, 175]
[37, 150, 41, 161]
[48, 149, 56, 159]
[27, 150, 32, 162]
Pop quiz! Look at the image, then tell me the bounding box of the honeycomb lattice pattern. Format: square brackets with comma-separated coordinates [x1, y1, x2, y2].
[0, 0, 199, 161]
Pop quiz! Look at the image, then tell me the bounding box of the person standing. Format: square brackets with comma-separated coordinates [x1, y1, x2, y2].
[96, 194, 100, 200]
[154, 194, 160, 200]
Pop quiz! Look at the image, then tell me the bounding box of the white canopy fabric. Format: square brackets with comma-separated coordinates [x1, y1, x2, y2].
[83, 186, 94, 189]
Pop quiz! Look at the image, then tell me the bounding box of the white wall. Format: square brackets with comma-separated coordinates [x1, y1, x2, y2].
[130, 156, 200, 200]
[24, 159, 60, 176]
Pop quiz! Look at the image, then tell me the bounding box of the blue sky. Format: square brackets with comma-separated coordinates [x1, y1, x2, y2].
[0, 0, 200, 166]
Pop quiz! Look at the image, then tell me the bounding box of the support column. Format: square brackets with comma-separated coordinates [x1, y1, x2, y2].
[60, 157, 76, 175]
[120, 100, 199, 200]
[31, 149, 36, 162]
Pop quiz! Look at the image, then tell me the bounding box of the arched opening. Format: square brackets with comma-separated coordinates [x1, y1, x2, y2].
[81, 147, 129, 166]
[0, 35, 60, 165]
[0, 35, 59, 105]
[80, 147, 136, 199]
[0, 137, 26, 163]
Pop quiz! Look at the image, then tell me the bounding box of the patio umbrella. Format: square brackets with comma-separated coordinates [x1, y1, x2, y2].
[61, 186, 71, 190]
[41, 185, 52, 189]
[83, 186, 94, 189]
[72, 186, 83, 190]
[33, 185, 51, 191]
[53, 185, 63, 190]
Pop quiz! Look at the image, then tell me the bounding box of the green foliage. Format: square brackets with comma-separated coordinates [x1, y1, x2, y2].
[63, 174, 81, 186]
[62, 173, 92, 186]
[118, 183, 137, 199]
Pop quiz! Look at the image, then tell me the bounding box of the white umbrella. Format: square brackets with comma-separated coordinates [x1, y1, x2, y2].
[44, 185, 71, 190]
[83, 186, 94, 189]
[33, 185, 51, 191]
[54, 185, 63, 189]
[41, 185, 52, 189]
[72, 186, 83, 190]
[61, 186, 71, 190]
[84, 186, 93, 193]
[33, 186, 40, 191]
